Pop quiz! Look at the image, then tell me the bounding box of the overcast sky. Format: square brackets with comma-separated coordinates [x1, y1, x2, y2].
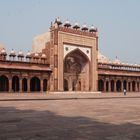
[0, 0, 140, 63]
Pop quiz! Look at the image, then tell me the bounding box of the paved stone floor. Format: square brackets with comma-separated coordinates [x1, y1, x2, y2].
[0, 96, 140, 140]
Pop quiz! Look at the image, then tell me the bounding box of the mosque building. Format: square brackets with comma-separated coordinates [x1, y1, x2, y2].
[0, 18, 140, 93]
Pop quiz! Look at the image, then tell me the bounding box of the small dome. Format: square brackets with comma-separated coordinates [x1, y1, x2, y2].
[81, 24, 88, 31]
[55, 17, 62, 25]
[98, 52, 109, 63]
[26, 51, 32, 58]
[18, 50, 24, 57]
[89, 25, 97, 32]
[73, 22, 80, 29]
[0, 48, 7, 55]
[64, 20, 71, 27]
[113, 57, 121, 64]
[9, 49, 16, 56]
[41, 53, 46, 59]
[34, 53, 39, 58]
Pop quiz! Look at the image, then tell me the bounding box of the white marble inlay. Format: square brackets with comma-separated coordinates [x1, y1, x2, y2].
[64, 44, 91, 60]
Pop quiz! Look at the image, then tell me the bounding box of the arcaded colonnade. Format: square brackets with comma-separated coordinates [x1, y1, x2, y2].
[0, 74, 49, 92]
[98, 76, 140, 92]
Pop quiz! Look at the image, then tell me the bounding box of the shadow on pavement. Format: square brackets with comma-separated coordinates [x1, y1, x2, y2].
[0, 106, 140, 140]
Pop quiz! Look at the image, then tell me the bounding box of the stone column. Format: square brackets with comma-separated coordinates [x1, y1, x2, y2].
[108, 81, 111, 92]
[114, 80, 116, 92]
[137, 82, 139, 92]
[121, 81, 123, 92]
[104, 80, 106, 92]
[9, 78, 12, 93]
[19, 78, 22, 93]
[41, 79, 43, 93]
[130, 82, 132, 92]
[27, 78, 30, 93]
[135, 82, 138, 92]
[126, 81, 128, 91]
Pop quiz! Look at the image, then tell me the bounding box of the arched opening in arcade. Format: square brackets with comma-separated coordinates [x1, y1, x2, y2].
[132, 81, 135, 92]
[116, 80, 121, 92]
[98, 79, 104, 92]
[64, 79, 68, 91]
[30, 77, 40, 92]
[137, 82, 139, 92]
[43, 79, 48, 91]
[22, 78, 27, 92]
[0, 75, 9, 92]
[111, 80, 114, 92]
[106, 81, 109, 92]
[123, 80, 127, 90]
[64, 48, 90, 91]
[12, 76, 19, 92]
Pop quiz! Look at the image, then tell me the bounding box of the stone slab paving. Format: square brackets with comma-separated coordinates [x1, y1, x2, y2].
[0, 94, 140, 139]
[0, 92, 140, 101]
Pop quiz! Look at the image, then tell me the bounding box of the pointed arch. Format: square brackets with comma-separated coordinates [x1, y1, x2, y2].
[22, 78, 27, 92]
[43, 79, 48, 91]
[12, 76, 19, 92]
[0, 75, 9, 92]
[98, 79, 104, 91]
[64, 48, 90, 91]
[30, 77, 40, 92]
[116, 80, 121, 92]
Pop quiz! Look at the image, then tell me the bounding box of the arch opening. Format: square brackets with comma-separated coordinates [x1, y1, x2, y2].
[12, 76, 19, 92]
[111, 80, 114, 92]
[132, 81, 135, 92]
[98, 79, 104, 92]
[116, 80, 121, 92]
[64, 48, 90, 91]
[0, 75, 9, 92]
[43, 79, 48, 91]
[30, 77, 40, 92]
[22, 78, 27, 92]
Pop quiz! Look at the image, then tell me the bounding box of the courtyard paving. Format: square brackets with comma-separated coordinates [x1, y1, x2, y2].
[0, 93, 140, 140]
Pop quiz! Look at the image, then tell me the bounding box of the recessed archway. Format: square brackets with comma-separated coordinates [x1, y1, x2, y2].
[43, 79, 48, 91]
[64, 48, 90, 91]
[111, 80, 114, 92]
[123, 80, 127, 90]
[64, 79, 68, 91]
[12, 76, 19, 92]
[98, 79, 104, 91]
[106, 81, 109, 92]
[22, 78, 27, 92]
[132, 81, 135, 92]
[30, 77, 40, 92]
[116, 80, 121, 92]
[0, 75, 9, 92]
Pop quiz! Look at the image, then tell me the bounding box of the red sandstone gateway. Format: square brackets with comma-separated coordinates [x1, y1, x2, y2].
[0, 18, 139, 93]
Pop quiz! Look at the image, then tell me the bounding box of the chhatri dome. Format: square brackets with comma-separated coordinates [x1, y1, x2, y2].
[112, 56, 121, 64]
[98, 52, 109, 63]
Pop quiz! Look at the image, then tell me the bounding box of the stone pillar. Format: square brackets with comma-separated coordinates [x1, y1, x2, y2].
[19, 78, 22, 93]
[121, 81, 123, 92]
[104, 80, 106, 92]
[114, 80, 116, 92]
[126, 81, 128, 91]
[135, 82, 138, 92]
[27, 78, 30, 93]
[9, 78, 12, 93]
[41, 79, 43, 93]
[130, 82, 132, 92]
[137, 82, 140, 92]
[108, 81, 111, 92]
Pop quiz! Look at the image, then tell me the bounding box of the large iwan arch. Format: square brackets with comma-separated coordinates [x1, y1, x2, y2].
[64, 48, 90, 91]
